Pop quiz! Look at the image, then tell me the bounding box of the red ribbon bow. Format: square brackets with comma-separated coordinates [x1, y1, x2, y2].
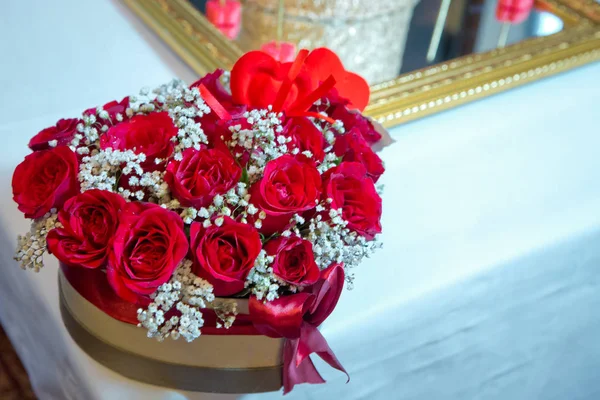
[249, 264, 349, 394]
[230, 48, 370, 117]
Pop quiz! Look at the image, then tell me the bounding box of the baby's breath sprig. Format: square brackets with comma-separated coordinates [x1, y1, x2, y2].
[177, 183, 261, 228]
[78, 148, 145, 194]
[137, 259, 219, 342]
[156, 82, 211, 160]
[227, 108, 286, 183]
[212, 299, 238, 329]
[304, 199, 382, 289]
[14, 210, 61, 272]
[245, 250, 281, 301]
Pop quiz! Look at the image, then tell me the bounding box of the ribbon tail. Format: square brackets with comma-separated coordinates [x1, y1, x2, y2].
[287, 75, 337, 116]
[300, 111, 336, 125]
[300, 324, 349, 381]
[282, 324, 349, 394]
[283, 338, 325, 394]
[198, 83, 232, 120]
[273, 49, 309, 112]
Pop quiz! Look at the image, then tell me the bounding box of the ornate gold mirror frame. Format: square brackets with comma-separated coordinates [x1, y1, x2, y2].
[124, 0, 600, 127]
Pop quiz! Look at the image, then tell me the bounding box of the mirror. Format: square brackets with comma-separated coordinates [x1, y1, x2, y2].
[188, 0, 564, 84]
[123, 0, 600, 127]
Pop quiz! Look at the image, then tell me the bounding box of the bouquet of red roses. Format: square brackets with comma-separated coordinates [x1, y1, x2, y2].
[12, 48, 384, 393]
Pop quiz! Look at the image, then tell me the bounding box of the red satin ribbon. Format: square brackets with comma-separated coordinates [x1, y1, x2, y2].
[250, 264, 349, 394]
[283, 325, 345, 392]
[273, 49, 310, 112]
[272, 50, 339, 125]
[288, 75, 337, 117]
[199, 83, 232, 121]
[301, 111, 336, 124]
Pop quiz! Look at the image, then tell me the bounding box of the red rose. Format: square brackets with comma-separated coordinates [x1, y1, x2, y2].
[323, 162, 382, 239]
[47, 190, 125, 269]
[249, 155, 321, 234]
[333, 128, 385, 182]
[190, 217, 262, 296]
[165, 148, 241, 208]
[264, 236, 320, 286]
[282, 117, 326, 162]
[84, 97, 130, 122]
[108, 203, 188, 303]
[100, 112, 176, 167]
[330, 104, 381, 145]
[29, 118, 80, 151]
[12, 146, 79, 219]
[230, 50, 317, 111]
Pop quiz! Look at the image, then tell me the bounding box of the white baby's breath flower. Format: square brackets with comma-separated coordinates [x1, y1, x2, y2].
[247, 204, 258, 215]
[137, 260, 228, 342]
[14, 210, 61, 272]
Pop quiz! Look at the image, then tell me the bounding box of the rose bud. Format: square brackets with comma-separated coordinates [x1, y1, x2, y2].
[330, 104, 382, 145]
[28, 118, 81, 151]
[323, 162, 382, 240]
[264, 236, 320, 286]
[84, 97, 130, 123]
[333, 127, 385, 183]
[282, 117, 327, 162]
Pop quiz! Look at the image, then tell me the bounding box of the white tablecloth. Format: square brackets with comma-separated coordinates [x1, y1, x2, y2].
[2, 1, 600, 399]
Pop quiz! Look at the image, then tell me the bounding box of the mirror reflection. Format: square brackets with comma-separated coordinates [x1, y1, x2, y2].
[190, 0, 563, 84]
